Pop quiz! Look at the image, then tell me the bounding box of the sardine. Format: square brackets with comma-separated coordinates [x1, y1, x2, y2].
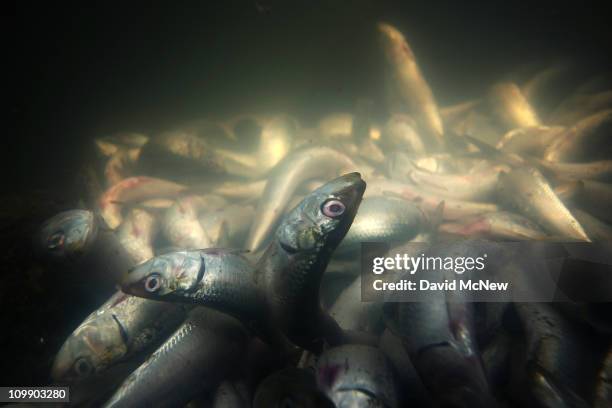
[120, 249, 264, 329]
[116, 208, 158, 264]
[257, 172, 366, 350]
[99, 176, 187, 229]
[162, 195, 226, 249]
[245, 146, 358, 252]
[439, 211, 547, 240]
[37, 209, 135, 283]
[336, 196, 426, 255]
[543, 109, 612, 162]
[497, 167, 590, 241]
[533, 159, 612, 181]
[51, 291, 187, 384]
[383, 241, 495, 408]
[378, 22, 445, 149]
[405, 161, 506, 200]
[102, 307, 248, 408]
[496, 126, 565, 155]
[316, 345, 399, 408]
[253, 368, 335, 408]
[366, 178, 499, 220]
[489, 82, 541, 129]
[514, 302, 597, 408]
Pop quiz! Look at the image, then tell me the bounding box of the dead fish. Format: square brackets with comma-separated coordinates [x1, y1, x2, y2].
[532, 158, 612, 181]
[496, 126, 566, 155]
[405, 161, 506, 200]
[366, 178, 499, 220]
[116, 208, 158, 264]
[514, 302, 597, 408]
[382, 244, 495, 408]
[51, 290, 187, 385]
[99, 176, 187, 229]
[316, 345, 399, 408]
[120, 249, 264, 331]
[336, 195, 426, 255]
[37, 209, 135, 283]
[257, 173, 366, 351]
[439, 211, 547, 241]
[253, 368, 335, 408]
[102, 307, 248, 408]
[162, 195, 226, 249]
[245, 146, 358, 252]
[488, 82, 541, 129]
[378, 22, 445, 149]
[497, 167, 590, 241]
[544, 109, 612, 162]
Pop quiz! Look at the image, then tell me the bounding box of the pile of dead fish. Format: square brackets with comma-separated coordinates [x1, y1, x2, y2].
[35, 22, 612, 407]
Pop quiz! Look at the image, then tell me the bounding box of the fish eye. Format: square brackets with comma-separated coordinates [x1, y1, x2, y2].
[144, 273, 162, 293]
[73, 357, 93, 377]
[321, 199, 346, 218]
[47, 231, 65, 250]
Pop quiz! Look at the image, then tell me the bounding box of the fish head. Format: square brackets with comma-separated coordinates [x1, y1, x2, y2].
[51, 313, 128, 383]
[277, 173, 366, 254]
[120, 251, 203, 300]
[38, 210, 97, 262]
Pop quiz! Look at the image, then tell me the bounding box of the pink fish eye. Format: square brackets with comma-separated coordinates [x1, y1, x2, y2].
[321, 199, 346, 218]
[144, 273, 162, 293]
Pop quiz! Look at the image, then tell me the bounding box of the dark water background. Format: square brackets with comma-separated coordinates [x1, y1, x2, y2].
[3, 0, 612, 388]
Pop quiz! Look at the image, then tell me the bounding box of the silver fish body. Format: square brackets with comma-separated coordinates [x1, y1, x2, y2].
[51, 290, 187, 384]
[336, 196, 426, 255]
[103, 307, 248, 408]
[316, 345, 399, 408]
[497, 167, 590, 241]
[257, 173, 366, 351]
